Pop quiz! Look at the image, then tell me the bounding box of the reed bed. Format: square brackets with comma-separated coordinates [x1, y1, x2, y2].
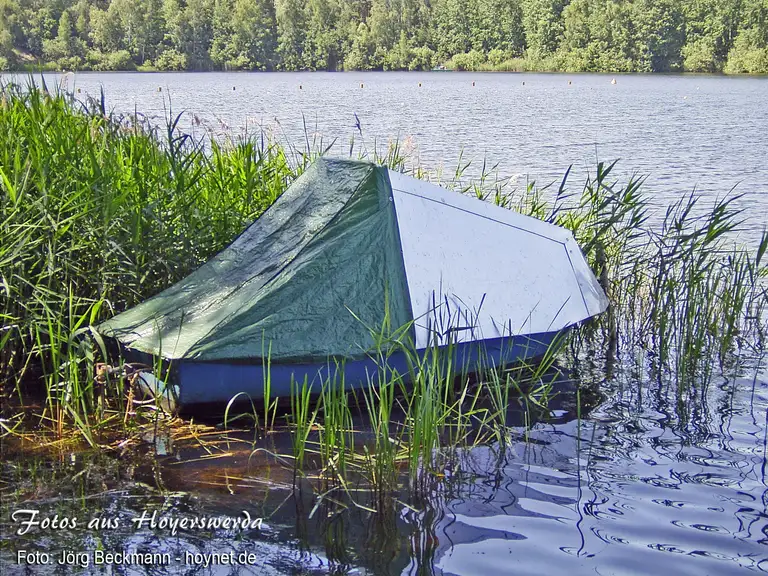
[0, 80, 297, 438]
[1, 82, 767, 517]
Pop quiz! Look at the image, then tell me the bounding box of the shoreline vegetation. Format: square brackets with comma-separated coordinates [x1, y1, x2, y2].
[1, 82, 767, 508]
[1, 1, 767, 75]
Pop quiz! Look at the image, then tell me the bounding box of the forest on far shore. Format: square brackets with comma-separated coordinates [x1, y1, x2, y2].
[1, 0, 766, 74]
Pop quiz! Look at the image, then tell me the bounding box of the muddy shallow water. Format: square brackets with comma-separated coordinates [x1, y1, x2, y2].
[2, 359, 766, 575]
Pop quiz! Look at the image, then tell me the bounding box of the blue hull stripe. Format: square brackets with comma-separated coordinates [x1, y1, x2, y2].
[175, 332, 560, 406]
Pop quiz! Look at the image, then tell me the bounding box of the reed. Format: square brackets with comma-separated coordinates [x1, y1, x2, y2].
[288, 376, 318, 478]
[358, 369, 401, 503]
[0, 79, 297, 439]
[317, 365, 355, 484]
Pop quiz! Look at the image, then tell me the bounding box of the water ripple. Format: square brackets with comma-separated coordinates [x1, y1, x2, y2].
[423, 372, 768, 575]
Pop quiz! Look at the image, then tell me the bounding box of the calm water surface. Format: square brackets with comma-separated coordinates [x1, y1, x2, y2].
[4, 71, 767, 242]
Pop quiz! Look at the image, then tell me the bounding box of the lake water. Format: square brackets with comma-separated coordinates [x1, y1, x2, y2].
[430, 370, 768, 576]
[2, 71, 767, 575]
[4, 71, 767, 244]
[3, 362, 767, 575]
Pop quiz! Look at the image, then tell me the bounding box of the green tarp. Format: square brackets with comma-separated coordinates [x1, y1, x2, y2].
[98, 159, 413, 363]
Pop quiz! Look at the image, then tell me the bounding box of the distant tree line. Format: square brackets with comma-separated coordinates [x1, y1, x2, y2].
[0, 0, 766, 73]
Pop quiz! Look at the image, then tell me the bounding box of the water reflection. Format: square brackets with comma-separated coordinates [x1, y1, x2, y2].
[416, 367, 768, 575]
[2, 362, 766, 575]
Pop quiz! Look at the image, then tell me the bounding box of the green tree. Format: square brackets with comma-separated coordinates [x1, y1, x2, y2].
[104, 0, 165, 64]
[183, 0, 214, 68]
[90, 4, 125, 54]
[304, 0, 341, 69]
[725, 0, 768, 72]
[367, 0, 398, 66]
[22, 4, 58, 57]
[385, 30, 411, 69]
[475, 0, 525, 55]
[634, 0, 685, 71]
[72, 0, 90, 39]
[400, 0, 432, 47]
[522, 0, 566, 56]
[0, 0, 18, 69]
[43, 9, 79, 64]
[211, 0, 276, 69]
[681, 0, 742, 71]
[275, 0, 306, 69]
[162, 0, 186, 56]
[433, 0, 475, 60]
[560, 0, 636, 71]
[1, 0, 766, 73]
[210, 0, 235, 66]
[344, 21, 374, 69]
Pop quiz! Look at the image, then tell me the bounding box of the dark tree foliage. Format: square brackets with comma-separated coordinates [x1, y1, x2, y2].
[1, 0, 766, 72]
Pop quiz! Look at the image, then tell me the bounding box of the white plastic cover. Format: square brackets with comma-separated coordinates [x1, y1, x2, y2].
[388, 171, 609, 349]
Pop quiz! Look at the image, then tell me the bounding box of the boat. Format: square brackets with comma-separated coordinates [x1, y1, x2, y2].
[97, 158, 608, 409]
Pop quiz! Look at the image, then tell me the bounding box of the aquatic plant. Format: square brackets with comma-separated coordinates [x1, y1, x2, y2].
[0, 79, 296, 437]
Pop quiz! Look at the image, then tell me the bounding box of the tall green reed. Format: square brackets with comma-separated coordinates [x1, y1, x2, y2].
[0, 80, 296, 437]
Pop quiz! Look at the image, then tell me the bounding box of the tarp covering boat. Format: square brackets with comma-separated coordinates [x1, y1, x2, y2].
[98, 158, 608, 405]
